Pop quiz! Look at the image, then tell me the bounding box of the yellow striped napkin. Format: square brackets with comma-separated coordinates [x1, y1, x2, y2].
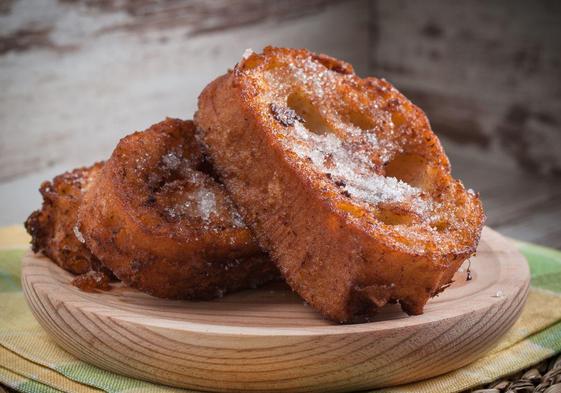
[1, 225, 561, 393]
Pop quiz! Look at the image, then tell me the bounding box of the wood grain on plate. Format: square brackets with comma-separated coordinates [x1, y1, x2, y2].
[21, 227, 529, 393]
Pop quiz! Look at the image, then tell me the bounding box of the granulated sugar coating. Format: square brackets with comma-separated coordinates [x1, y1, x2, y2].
[285, 121, 424, 212]
[78, 118, 277, 300]
[257, 53, 438, 223]
[153, 159, 247, 231]
[123, 136, 248, 232]
[157, 165, 245, 231]
[196, 46, 485, 322]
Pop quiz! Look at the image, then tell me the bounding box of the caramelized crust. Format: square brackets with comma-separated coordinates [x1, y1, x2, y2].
[25, 163, 106, 275]
[77, 118, 277, 299]
[196, 47, 485, 322]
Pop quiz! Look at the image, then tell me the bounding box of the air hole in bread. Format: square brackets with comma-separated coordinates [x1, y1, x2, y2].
[347, 110, 375, 131]
[384, 153, 428, 189]
[376, 206, 416, 226]
[432, 219, 449, 232]
[391, 111, 406, 127]
[287, 91, 332, 135]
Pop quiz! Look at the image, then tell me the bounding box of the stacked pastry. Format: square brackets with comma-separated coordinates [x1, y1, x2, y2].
[26, 47, 484, 323]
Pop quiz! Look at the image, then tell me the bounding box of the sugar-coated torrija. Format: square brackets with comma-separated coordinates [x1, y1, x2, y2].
[195, 46, 485, 323]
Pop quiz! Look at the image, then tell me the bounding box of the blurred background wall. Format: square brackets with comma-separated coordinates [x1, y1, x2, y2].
[1, 0, 560, 245]
[369, 0, 561, 176]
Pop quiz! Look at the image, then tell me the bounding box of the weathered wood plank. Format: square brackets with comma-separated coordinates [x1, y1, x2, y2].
[497, 203, 561, 249]
[367, 0, 561, 247]
[445, 142, 561, 248]
[0, 0, 369, 226]
[369, 0, 561, 175]
[0, 0, 363, 183]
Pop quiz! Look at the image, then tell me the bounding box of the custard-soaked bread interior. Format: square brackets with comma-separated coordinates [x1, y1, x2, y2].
[78, 118, 277, 299]
[25, 163, 107, 275]
[196, 47, 485, 322]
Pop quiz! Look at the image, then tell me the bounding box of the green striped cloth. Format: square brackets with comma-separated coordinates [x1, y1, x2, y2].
[1, 225, 561, 393]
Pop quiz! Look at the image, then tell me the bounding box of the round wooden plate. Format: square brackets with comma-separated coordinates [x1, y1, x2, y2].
[22, 227, 529, 393]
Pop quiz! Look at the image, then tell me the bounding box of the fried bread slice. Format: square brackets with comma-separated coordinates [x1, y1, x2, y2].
[77, 118, 277, 299]
[196, 47, 485, 322]
[25, 163, 106, 275]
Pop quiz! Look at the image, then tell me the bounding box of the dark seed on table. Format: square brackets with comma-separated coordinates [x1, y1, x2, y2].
[543, 368, 561, 383]
[521, 368, 542, 383]
[506, 381, 535, 392]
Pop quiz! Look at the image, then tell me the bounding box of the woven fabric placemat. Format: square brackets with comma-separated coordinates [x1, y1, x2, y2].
[1, 225, 561, 393]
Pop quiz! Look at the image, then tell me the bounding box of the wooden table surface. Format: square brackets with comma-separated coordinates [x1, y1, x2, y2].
[444, 142, 561, 250]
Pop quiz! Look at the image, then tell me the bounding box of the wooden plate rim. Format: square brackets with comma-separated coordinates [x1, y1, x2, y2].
[21, 226, 529, 337]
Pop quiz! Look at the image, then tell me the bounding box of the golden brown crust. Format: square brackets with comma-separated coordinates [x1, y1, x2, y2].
[78, 118, 277, 299]
[71, 270, 111, 292]
[24, 163, 106, 275]
[195, 47, 485, 322]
